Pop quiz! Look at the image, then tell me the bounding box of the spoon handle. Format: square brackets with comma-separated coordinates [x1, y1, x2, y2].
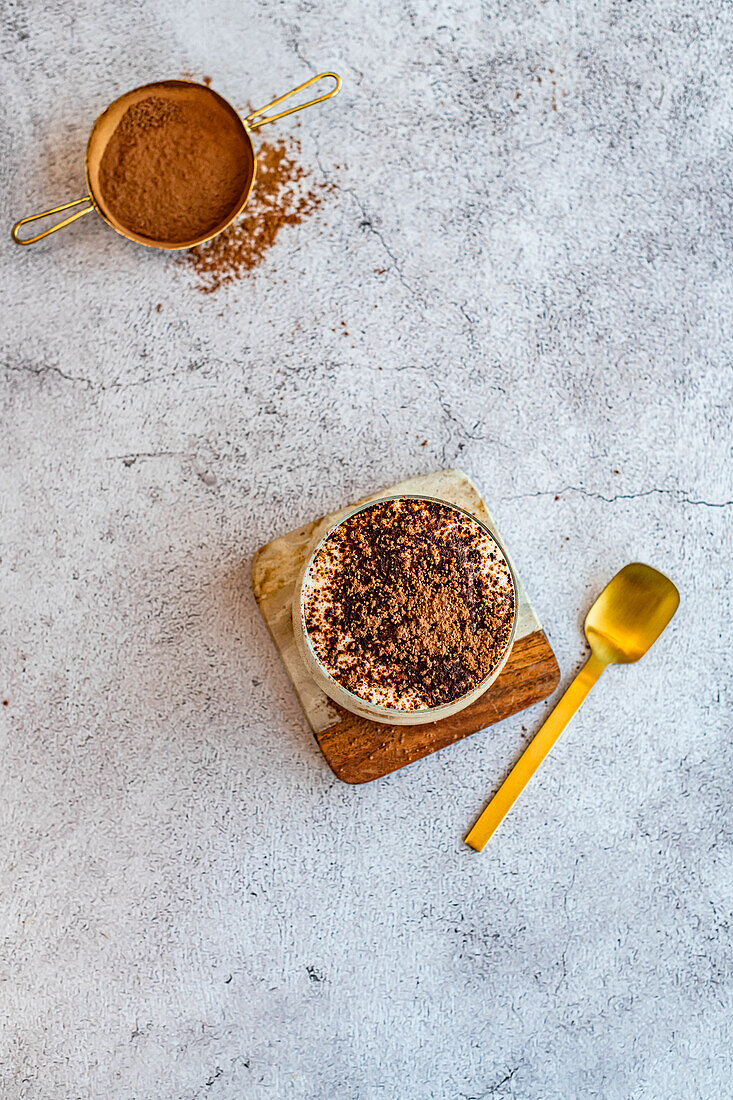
[465, 651, 607, 851]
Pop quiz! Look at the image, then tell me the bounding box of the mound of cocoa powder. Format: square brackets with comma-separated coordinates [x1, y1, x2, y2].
[97, 87, 252, 243]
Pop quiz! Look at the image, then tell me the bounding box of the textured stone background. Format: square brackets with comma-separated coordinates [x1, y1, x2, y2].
[1, 1, 731, 1097]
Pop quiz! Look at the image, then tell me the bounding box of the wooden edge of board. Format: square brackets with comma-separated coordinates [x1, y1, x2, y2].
[315, 629, 561, 784]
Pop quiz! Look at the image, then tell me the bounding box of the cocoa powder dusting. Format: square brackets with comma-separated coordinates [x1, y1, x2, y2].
[179, 135, 332, 293]
[304, 499, 516, 710]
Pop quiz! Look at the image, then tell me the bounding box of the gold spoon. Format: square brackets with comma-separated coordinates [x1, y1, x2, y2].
[465, 563, 679, 852]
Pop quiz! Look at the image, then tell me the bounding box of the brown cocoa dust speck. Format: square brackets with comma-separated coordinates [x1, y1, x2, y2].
[180, 71, 212, 87]
[179, 134, 332, 294]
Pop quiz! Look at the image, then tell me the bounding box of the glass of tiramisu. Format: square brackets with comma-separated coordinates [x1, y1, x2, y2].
[293, 495, 518, 725]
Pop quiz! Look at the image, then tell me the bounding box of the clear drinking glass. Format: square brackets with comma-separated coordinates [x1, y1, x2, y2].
[292, 495, 518, 726]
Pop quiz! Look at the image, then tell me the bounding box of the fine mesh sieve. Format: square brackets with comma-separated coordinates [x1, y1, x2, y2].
[11, 72, 340, 249]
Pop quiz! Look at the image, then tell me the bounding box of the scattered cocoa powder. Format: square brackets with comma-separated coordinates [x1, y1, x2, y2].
[179, 134, 332, 293]
[97, 86, 252, 244]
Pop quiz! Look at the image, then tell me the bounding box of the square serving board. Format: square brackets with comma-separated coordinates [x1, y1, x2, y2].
[251, 468, 560, 783]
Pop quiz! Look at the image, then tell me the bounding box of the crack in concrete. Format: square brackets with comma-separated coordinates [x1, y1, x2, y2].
[432, 377, 464, 462]
[489, 1064, 520, 1093]
[108, 371, 198, 390]
[339, 184, 426, 303]
[4, 362, 94, 389]
[505, 486, 732, 508]
[3, 361, 220, 395]
[431, 378, 516, 463]
[469, 1063, 520, 1097]
[314, 166, 481, 339]
[554, 947, 568, 997]
[106, 451, 186, 466]
[447, 299, 483, 353]
[289, 38, 315, 74]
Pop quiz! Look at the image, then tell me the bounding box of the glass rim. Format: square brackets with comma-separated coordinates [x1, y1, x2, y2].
[296, 493, 519, 720]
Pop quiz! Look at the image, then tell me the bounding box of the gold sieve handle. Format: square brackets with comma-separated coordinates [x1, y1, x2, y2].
[244, 72, 341, 130]
[11, 196, 94, 246]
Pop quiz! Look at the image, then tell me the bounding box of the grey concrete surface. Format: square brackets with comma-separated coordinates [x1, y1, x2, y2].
[1, 1, 731, 1097]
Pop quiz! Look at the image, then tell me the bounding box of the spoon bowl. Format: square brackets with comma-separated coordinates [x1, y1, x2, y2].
[585, 562, 680, 664]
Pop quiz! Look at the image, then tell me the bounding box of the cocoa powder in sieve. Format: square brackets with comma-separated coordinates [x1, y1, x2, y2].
[97, 87, 252, 243]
